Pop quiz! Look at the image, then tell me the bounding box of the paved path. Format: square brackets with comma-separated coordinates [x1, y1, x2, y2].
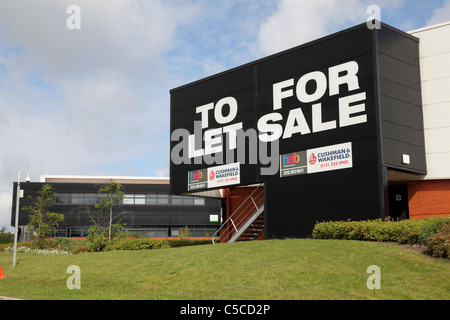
[0, 296, 22, 300]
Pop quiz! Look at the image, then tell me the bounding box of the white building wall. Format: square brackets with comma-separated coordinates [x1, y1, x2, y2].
[408, 21, 450, 180]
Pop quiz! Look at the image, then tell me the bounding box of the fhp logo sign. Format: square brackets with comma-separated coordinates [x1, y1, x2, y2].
[280, 151, 307, 177]
[188, 169, 207, 191]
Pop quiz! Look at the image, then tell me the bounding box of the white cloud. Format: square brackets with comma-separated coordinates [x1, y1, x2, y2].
[257, 0, 363, 55]
[0, 192, 12, 231]
[257, 0, 406, 55]
[0, 0, 199, 227]
[0, 0, 197, 80]
[428, 0, 450, 25]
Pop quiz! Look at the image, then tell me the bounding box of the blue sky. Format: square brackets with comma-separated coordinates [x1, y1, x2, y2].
[1, 0, 450, 228]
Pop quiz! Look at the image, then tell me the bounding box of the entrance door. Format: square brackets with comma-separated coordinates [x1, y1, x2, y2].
[388, 184, 409, 220]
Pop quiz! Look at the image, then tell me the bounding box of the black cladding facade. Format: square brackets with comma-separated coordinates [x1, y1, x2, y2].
[11, 182, 223, 237]
[170, 22, 426, 238]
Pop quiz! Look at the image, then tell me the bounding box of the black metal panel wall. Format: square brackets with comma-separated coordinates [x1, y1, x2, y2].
[376, 24, 426, 174]
[11, 182, 222, 228]
[263, 25, 382, 238]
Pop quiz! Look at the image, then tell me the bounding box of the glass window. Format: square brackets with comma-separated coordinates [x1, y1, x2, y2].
[156, 227, 168, 237]
[157, 194, 169, 204]
[84, 193, 97, 205]
[97, 194, 106, 203]
[71, 193, 84, 204]
[55, 226, 68, 237]
[70, 226, 83, 238]
[144, 227, 157, 237]
[191, 226, 204, 237]
[171, 195, 183, 205]
[194, 197, 205, 205]
[134, 227, 146, 236]
[56, 193, 71, 204]
[123, 194, 134, 205]
[146, 194, 157, 204]
[182, 196, 194, 205]
[135, 194, 146, 205]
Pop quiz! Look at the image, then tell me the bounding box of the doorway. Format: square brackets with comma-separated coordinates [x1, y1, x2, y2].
[388, 184, 409, 220]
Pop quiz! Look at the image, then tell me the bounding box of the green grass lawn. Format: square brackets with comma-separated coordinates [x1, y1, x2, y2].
[0, 239, 448, 300]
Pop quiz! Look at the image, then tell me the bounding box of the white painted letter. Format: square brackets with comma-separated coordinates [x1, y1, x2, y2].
[296, 71, 327, 103]
[329, 61, 360, 96]
[257, 113, 283, 142]
[215, 97, 238, 124]
[312, 103, 336, 133]
[339, 92, 367, 127]
[273, 79, 294, 110]
[196, 103, 214, 129]
[282, 107, 311, 139]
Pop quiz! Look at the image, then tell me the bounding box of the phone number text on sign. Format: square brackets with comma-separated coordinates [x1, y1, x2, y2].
[280, 142, 353, 178]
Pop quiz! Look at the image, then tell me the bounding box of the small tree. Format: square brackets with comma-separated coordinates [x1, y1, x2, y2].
[178, 225, 191, 239]
[93, 179, 126, 242]
[23, 184, 64, 242]
[0, 226, 14, 244]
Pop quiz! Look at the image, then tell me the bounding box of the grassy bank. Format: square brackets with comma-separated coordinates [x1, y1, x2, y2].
[0, 239, 449, 300]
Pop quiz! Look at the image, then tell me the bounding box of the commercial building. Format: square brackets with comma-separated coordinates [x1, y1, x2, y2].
[11, 175, 223, 240]
[170, 21, 450, 242]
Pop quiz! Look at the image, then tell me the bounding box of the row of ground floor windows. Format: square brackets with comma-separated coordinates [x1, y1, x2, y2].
[53, 225, 219, 238]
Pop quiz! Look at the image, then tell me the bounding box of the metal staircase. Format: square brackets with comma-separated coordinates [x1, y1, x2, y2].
[212, 183, 264, 244]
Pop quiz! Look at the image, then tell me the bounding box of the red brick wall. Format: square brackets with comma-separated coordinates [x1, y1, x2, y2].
[406, 180, 450, 219]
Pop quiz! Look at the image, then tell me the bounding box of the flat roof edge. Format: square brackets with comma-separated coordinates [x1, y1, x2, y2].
[408, 20, 450, 34]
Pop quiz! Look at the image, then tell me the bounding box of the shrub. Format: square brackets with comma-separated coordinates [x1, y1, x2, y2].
[398, 228, 420, 244]
[424, 224, 450, 258]
[72, 245, 89, 254]
[87, 225, 109, 252]
[105, 238, 169, 251]
[104, 238, 212, 251]
[0, 226, 14, 244]
[312, 216, 450, 244]
[168, 238, 212, 248]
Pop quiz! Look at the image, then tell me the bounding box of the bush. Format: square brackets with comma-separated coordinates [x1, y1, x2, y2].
[72, 245, 89, 254]
[424, 224, 450, 258]
[0, 226, 14, 244]
[106, 238, 170, 251]
[312, 218, 407, 242]
[168, 238, 212, 248]
[312, 216, 450, 245]
[104, 238, 212, 251]
[398, 228, 420, 244]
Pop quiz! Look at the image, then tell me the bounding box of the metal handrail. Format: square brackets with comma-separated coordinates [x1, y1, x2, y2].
[212, 183, 264, 244]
